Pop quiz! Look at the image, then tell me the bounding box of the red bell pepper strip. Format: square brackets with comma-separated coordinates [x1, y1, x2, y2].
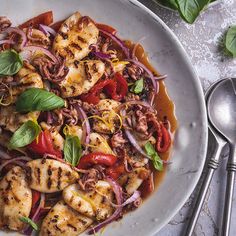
[96, 23, 117, 35]
[156, 124, 171, 153]
[80, 73, 128, 105]
[106, 163, 126, 180]
[19, 11, 53, 29]
[77, 152, 117, 169]
[27, 130, 62, 158]
[139, 172, 154, 198]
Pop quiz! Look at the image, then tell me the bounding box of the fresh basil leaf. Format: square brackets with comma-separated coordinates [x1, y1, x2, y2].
[0, 49, 23, 76]
[154, 0, 178, 10]
[16, 88, 65, 112]
[131, 78, 144, 94]
[9, 120, 41, 149]
[144, 141, 163, 171]
[175, 0, 211, 24]
[225, 26, 236, 57]
[19, 216, 38, 231]
[64, 135, 82, 166]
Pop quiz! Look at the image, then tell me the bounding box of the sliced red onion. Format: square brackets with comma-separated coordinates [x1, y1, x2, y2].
[0, 156, 32, 172]
[99, 29, 130, 58]
[154, 74, 167, 80]
[5, 27, 27, 49]
[126, 59, 157, 93]
[87, 178, 123, 234]
[111, 190, 141, 208]
[77, 106, 91, 146]
[92, 51, 111, 59]
[20, 45, 59, 63]
[39, 24, 56, 37]
[23, 193, 45, 235]
[0, 39, 15, 45]
[120, 109, 150, 159]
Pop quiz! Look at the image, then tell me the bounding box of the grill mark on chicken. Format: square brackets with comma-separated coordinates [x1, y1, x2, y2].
[64, 47, 75, 58]
[57, 167, 62, 190]
[47, 165, 52, 189]
[67, 223, 77, 231]
[70, 43, 82, 51]
[77, 35, 87, 44]
[58, 31, 68, 40]
[6, 180, 12, 191]
[92, 63, 98, 73]
[37, 167, 41, 185]
[55, 224, 63, 232]
[84, 62, 92, 81]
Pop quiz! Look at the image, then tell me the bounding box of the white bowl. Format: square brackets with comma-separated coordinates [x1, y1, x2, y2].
[0, 0, 208, 235]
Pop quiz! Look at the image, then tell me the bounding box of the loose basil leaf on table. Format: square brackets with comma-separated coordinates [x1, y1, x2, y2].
[154, 0, 178, 10]
[225, 26, 236, 57]
[0, 49, 23, 76]
[19, 216, 38, 231]
[16, 88, 65, 112]
[64, 135, 82, 166]
[8, 120, 41, 149]
[144, 141, 163, 171]
[175, 0, 211, 24]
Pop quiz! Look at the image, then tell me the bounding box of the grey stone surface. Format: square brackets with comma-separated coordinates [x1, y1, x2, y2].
[138, 1, 236, 235]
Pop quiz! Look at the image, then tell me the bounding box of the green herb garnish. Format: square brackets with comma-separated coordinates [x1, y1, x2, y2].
[144, 141, 163, 171]
[63, 135, 82, 166]
[0, 49, 23, 76]
[19, 216, 38, 231]
[16, 88, 65, 113]
[131, 78, 144, 94]
[9, 121, 41, 149]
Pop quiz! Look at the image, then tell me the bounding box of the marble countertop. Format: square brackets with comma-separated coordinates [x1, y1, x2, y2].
[138, 1, 236, 235]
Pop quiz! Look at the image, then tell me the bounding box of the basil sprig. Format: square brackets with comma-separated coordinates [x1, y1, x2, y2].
[175, 0, 211, 24]
[0, 49, 23, 76]
[63, 135, 82, 166]
[16, 88, 65, 112]
[19, 216, 38, 231]
[9, 120, 41, 149]
[144, 141, 163, 171]
[225, 26, 236, 57]
[154, 0, 214, 24]
[131, 78, 144, 94]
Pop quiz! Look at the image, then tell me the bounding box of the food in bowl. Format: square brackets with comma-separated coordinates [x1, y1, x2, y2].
[0, 10, 177, 235]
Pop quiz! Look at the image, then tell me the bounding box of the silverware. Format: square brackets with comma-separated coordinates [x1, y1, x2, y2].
[207, 78, 236, 236]
[185, 79, 227, 236]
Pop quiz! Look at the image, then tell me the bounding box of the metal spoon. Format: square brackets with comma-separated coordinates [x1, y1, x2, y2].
[185, 79, 227, 236]
[207, 78, 236, 236]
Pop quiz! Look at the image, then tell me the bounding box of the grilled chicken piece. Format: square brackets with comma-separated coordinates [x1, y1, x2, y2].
[63, 181, 114, 220]
[2, 63, 43, 105]
[65, 125, 83, 139]
[0, 105, 40, 132]
[59, 60, 105, 98]
[119, 167, 150, 195]
[26, 159, 79, 193]
[93, 99, 121, 134]
[0, 166, 32, 231]
[89, 132, 114, 155]
[53, 12, 99, 64]
[40, 200, 93, 236]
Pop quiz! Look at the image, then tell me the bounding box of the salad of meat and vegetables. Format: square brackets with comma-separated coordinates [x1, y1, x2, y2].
[0, 11, 176, 236]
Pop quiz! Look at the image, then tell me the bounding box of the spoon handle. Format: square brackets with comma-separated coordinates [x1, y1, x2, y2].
[185, 144, 222, 236]
[221, 144, 236, 236]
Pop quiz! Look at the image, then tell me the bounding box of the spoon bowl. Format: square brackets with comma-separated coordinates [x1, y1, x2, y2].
[207, 78, 236, 143]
